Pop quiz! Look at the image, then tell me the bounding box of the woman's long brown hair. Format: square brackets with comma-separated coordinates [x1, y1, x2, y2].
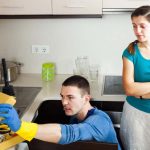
[127, 40, 138, 54]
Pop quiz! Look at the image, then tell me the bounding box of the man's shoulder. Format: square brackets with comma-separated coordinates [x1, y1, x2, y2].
[84, 108, 114, 133]
[87, 108, 111, 122]
[93, 108, 108, 117]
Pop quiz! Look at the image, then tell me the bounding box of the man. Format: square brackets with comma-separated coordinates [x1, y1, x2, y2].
[0, 75, 120, 149]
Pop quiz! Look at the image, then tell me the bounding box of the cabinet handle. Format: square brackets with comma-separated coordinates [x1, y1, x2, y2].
[65, 5, 86, 8]
[1, 5, 24, 9]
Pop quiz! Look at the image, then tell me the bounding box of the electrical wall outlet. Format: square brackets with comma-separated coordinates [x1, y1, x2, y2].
[32, 45, 50, 54]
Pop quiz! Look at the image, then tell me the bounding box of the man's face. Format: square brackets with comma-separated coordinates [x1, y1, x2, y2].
[60, 86, 88, 116]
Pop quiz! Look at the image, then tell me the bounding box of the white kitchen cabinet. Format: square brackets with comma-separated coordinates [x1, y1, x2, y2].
[0, 0, 52, 15]
[52, 0, 102, 15]
[103, 0, 150, 9]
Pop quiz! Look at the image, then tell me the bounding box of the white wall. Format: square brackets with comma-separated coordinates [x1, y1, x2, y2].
[0, 14, 135, 75]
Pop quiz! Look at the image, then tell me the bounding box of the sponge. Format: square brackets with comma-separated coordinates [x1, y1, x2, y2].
[0, 92, 16, 105]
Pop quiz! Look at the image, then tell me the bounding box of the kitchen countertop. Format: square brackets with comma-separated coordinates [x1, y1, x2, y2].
[8, 73, 125, 121]
[2, 73, 125, 150]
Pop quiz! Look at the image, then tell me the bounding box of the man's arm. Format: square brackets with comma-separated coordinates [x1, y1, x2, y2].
[0, 104, 62, 143]
[35, 123, 61, 143]
[0, 104, 112, 144]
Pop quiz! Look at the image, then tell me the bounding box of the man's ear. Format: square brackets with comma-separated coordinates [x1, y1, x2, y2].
[84, 94, 91, 102]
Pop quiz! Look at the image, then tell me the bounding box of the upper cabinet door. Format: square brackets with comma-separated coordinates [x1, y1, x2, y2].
[103, 0, 150, 9]
[53, 0, 102, 15]
[0, 0, 52, 15]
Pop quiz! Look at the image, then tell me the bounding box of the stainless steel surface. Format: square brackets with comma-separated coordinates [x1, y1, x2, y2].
[102, 8, 134, 15]
[102, 75, 125, 95]
[105, 111, 122, 127]
[0, 61, 22, 83]
[0, 87, 41, 117]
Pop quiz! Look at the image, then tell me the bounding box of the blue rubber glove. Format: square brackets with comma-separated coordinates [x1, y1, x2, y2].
[0, 104, 21, 132]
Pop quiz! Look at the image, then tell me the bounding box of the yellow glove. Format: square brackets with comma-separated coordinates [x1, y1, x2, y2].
[16, 121, 38, 141]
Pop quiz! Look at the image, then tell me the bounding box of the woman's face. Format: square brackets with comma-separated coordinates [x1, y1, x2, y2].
[132, 16, 150, 43]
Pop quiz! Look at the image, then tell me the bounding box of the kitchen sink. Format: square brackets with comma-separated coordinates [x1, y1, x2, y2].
[27, 100, 123, 150]
[0, 86, 41, 117]
[32, 100, 123, 126]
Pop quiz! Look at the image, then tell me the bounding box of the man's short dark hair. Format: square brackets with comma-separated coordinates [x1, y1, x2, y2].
[62, 75, 90, 95]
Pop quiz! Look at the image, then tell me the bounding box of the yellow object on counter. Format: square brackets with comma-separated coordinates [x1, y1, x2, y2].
[0, 124, 9, 130]
[16, 121, 38, 141]
[0, 92, 16, 122]
[0, 92, 16, 105]
[0, 124, 10, 134]
[0, 92, 24, 150]
[0, 133, 24, 150]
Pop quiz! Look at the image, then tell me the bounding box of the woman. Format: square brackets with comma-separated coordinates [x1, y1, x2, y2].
[120, 5, 150, 150]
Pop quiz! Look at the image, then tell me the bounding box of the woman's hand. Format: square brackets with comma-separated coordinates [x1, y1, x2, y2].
[142, 93, 150, 99]
[135, 93, 150, 99]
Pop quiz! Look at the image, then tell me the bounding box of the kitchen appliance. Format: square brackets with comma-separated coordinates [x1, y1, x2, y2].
[102, 75, 125, 95]
[0, 60, 22, 83]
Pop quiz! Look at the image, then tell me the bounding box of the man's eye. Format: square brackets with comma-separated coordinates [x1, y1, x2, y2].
[68, 97, 74, 100]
